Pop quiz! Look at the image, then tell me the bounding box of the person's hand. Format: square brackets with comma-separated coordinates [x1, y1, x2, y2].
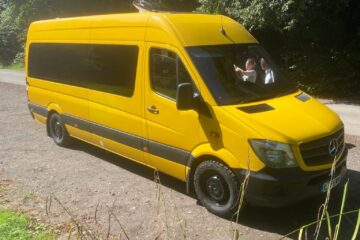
[234, 64, 243, 75]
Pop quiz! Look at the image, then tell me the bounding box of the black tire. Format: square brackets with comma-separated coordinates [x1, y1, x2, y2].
[194, 160, 241, 217]
[48, 113, 72, 147]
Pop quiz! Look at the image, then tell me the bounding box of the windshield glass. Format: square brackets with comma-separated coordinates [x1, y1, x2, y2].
[187, 44, 297, 105]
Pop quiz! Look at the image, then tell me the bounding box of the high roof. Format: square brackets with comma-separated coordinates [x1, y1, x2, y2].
[29, 12, 257, 47]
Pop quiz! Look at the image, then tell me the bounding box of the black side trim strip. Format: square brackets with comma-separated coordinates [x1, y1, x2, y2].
[64, 114, 189, 164]
[148, 140, 190, 165]
[62, 114, 91, 133]
[27, 102, 191, 166]
[28, 103, 48, 117]
[62, 114, 144, 151]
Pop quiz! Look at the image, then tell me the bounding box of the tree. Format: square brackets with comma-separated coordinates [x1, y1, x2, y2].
[0, 1, 22, 65]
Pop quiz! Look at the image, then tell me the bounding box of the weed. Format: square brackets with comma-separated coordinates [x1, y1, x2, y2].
[0, 210, 54, 240]
[23, 192, 35, 202]
[232, 148, 251, 240]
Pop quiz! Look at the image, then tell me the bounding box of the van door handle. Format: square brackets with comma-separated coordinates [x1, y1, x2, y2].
[147, 106, 159, 114]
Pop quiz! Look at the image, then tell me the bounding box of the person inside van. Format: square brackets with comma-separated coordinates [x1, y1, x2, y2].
[260, 58, 275, 84]
[234, 58, 257, 83]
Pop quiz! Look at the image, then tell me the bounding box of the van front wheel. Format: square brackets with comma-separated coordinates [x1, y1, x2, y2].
[49, 113, 72, 147]
[194, 160, 241, 217]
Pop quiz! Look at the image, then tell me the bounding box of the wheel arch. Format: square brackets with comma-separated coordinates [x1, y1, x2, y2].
[46, 103, 63, 137]
[186, 144, 242, 194]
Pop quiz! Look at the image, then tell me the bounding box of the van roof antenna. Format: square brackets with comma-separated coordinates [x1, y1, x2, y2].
[220, 16, 236, 44]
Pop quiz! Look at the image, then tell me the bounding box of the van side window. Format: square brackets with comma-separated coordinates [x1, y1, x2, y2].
[89, 45, 138, 97]
[150, 48, 192, 100]
[28, 43, 91, 86]
[28, 43, 139, 97]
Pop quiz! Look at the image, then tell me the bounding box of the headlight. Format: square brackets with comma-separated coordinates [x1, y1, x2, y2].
[249, 139, 297, 168]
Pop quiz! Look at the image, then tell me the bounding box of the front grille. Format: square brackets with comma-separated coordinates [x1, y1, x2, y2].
[300, 128, 344, 166]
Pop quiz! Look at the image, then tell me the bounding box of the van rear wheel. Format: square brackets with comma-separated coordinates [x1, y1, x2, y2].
[49, 113, 72, 147]
[194, 160, 241, 217]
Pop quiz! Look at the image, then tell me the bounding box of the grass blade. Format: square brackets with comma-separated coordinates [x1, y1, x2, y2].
[351, 210, 360, 240]
[67, 222, 73, 240]
[333, 180, 349, 239]
[298, 227, 304, 240]
[326, 210, 332, 239]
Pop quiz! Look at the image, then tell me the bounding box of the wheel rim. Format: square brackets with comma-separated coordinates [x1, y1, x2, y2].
[202, 172, 230, 205]
[51, 117, 63, 141]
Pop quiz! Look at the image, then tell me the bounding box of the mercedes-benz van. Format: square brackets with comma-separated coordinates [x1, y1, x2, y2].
[26, 12, 347, 216]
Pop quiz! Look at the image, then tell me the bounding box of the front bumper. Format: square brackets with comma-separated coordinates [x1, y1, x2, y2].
[234, 148, 348, 207]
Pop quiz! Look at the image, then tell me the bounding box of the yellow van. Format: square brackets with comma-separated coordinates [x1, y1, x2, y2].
[26, 12, 347, 216]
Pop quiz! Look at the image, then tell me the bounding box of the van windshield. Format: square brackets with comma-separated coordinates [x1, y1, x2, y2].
[186, 44, 297, 105]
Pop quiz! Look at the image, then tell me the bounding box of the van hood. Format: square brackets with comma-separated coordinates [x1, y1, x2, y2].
[221, 92, 343, 145]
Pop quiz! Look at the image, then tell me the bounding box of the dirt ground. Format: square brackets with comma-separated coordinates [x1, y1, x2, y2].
[0, 82, 359, 240]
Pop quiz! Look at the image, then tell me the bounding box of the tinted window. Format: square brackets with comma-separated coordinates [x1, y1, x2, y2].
[28, 43, 139, 97]
[90, 45, 138, 96]
[29, 43, 91, 87]
[150, 48, 192, 100]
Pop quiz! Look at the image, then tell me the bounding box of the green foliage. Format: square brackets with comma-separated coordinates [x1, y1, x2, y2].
[0, 2, 22, 66]
[197, 0, 306, 31]
[0, 210, 53, 240]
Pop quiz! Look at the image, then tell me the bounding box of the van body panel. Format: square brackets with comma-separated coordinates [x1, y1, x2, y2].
[33, 113, 47, 125]
[177, 105, 266, 171]
[91, 15, 148, 42]
[27, 26, 92, 42]
[27, 81, 91, 141]
[164, 14, 258, 46]
[146, 16, 181, 46]
[223, 94, 342, 145]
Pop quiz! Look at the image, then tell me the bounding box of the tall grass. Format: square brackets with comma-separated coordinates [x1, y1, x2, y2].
[232, 149, 251, 240]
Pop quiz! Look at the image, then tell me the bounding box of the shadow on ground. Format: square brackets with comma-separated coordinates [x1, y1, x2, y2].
[68, 140, 360, 240]
[68, 140, 189, 196]
[237, 169, 360, 239]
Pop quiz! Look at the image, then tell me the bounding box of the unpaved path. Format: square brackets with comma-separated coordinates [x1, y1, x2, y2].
[0, 69, 25, 86]
[0, 82, 359, 240]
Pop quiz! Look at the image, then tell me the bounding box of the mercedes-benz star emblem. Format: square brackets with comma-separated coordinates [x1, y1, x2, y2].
[329, 138, 339, 157]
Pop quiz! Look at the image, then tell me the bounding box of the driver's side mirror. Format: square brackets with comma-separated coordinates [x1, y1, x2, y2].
[176, 83, 194, 110]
